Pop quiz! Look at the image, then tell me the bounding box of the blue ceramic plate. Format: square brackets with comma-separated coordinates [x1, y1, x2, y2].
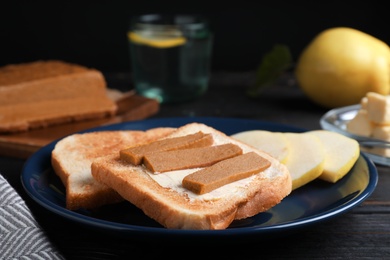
[21, 117, 378, 241]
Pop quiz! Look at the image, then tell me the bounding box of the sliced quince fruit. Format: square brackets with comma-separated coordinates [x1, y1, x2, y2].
[307, 130, 360, 183]
[283, 132, 325, 190]
[231, 130, 290, 163]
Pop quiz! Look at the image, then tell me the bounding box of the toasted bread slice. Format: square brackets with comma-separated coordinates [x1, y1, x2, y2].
[91, 123, 292, 230]
[51, 127, 175, 210]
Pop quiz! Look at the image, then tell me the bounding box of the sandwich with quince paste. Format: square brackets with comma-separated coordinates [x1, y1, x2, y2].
[91, 122, 292, 230]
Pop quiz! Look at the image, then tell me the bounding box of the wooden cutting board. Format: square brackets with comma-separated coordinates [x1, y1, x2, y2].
[0, 92, 159, 158]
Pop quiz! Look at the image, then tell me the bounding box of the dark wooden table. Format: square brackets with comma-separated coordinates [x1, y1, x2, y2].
[1, 71, 389, 259]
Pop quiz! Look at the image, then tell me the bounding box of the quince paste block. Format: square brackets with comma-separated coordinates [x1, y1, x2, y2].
[372, 125, 390, 141]
[346, 109, 373, 137]
[360, 97, 368, 109]
[366, 92, 390, 124]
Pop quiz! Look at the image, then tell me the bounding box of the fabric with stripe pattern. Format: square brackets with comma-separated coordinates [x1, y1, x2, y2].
[0, 174, 64, 259]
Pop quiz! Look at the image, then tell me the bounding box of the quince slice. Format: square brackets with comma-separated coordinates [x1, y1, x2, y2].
[307, 130, 360, 183]
[283, 132, 325, 190]
[231, 130, 290, 163]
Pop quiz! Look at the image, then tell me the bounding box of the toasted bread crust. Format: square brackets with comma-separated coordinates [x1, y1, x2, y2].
[51, 127, 175, 210]
[91, 123, 292, 230]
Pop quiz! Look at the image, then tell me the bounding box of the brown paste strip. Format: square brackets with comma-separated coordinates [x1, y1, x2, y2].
[143, 143, 243, 173]
[182, 152, 271, 194]
[120, 131, 213, 165]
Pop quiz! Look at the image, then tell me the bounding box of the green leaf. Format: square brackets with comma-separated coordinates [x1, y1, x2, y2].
[247, 44, 292, 97]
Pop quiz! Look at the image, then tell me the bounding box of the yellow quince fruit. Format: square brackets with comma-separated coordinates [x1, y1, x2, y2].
[295, 27, 390, 108]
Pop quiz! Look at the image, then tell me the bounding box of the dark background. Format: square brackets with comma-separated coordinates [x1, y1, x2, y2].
[0, 1, 388, 73]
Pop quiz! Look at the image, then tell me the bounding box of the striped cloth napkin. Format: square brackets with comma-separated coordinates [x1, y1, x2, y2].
[0, 174, 64, 259]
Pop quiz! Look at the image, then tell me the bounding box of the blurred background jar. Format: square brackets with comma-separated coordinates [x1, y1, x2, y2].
[128, 14, 213, 103]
